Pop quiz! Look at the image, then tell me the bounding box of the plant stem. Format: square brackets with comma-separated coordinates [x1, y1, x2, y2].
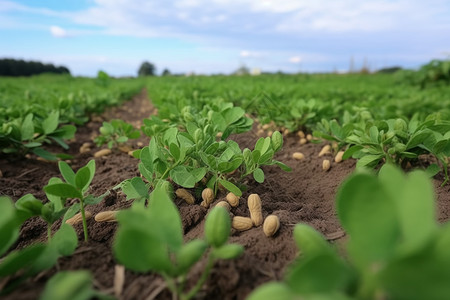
[47, 223, 52, 241]
[79, 198, 88, 242]
[162, 273, 179, 300]
[183, 255, 215, 300]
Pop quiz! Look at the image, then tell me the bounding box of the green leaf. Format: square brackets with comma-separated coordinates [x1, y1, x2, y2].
[271, 131, 283, 152]
[0, 243, 46, 276]
[247, 282, 295, 300]
[148, 186, 183, 251]
[84, 193, 107, 205]
[380, 248, 450, 300]
[62, 204, 80, 224]
[342, 145, 363, 160]
[44, 183, 82, 199]
[218, 179, 242, 196]
[15, 194, 43, 216]
[369, 126, 379, 143]
[84, 160, 96, 194]
[293, 224, 333, 257]
[396, 170, 437, 255]
[355, 154, 383, 169]
[169, 143, 181, 161]
[212, 243, 244, 260]
[337, 173, 399, 268]
[286, 253, 351, 295]
[52, 125, 76, 139]
[204, 207, 231, 248]
[75, 166, 91, 192]
[0, 196, 21, 256]
[42, 111, 59, 135]
[272, 160, 292, 172]
[170, 166, 206, 188]
[46, 177, 64, 211]
[425, 164, 441, 178]
[176, 239, 208, 274]
[49, 224, 78, 256]
[406, 130, 430, 150]
[121, 177, 149, 201]
[20, 113, 34, 141]
[253, 168, 265, 183]
[33, 148, 58, 161]
[114, 227, 173, 273]
[39, 271, 94, 300]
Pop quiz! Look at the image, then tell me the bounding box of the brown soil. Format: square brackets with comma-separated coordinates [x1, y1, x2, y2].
[1, 90, 450, 300]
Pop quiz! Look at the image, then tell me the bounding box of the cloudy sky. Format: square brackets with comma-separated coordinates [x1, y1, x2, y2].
[1, 0, 449, 76]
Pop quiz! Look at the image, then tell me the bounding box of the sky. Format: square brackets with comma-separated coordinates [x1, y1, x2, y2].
[1, 0, 449, 77]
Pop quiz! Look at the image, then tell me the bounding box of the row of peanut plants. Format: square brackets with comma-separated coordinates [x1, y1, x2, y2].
[2, 70, 450, 299]
[0, 73, 143, 160]
[146, 67, 450, 183]
[1, 87, 292, 299]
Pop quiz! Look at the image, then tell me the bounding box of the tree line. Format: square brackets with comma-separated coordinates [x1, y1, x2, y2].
[0, 58, 70, 76]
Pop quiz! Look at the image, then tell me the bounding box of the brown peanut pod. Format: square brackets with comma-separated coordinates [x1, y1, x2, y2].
[248, 194, 263, 226]
[175, 188, 195, 205]
[263, 215, 280, 237]
[215, 201, 231, 212]
[226, 192, 240, 207]
[323, 159, 331, 171]
[94, 149, 112, 158]
[66, 211, 92, 225]
[201, 188, 214, 206]
[318, 145, 331, 157]
[292, 152, 305, 160]
[334, 150, 345, 163]
[232, 216, 253, 231]
[95, 211, 118, 222]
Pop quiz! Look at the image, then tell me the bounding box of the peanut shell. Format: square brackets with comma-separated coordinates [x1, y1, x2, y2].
[248, 194, 263, 226]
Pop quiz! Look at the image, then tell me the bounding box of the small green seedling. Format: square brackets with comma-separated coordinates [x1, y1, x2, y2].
[44, 160, 105, 241]
[94, 119, 140, 149]
[114, 185, 243, 300]
[14, 176, 80, 241]
[247, 164, 450, 300]
[40, 270, 114, 300]
[0, 196, 78, 295]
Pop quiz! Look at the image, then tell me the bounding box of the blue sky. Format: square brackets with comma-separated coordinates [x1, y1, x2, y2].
[1, 0, 449, 76]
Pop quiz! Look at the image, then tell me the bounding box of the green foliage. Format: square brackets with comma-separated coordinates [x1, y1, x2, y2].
[44, 160, 105, 241]
[114, 187, 243, 300]
[247, 164, 450, 300]
[40, 271, 113, 300]
[119, 99, 289, 200]
[94, 119, 140, 149]
[315, 115, 450, 185]
[0, 74, 143, 159]
[0, 196, 78, 295]
[397, 59, 450, 88]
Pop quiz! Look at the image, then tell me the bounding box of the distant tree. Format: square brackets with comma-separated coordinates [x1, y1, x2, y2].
[233, 64, 250, 75]
[0, 58, 70, 76]
[376, 66, 403, 74]
[162, 68, 171, 76]
[138, 61, 156, 77]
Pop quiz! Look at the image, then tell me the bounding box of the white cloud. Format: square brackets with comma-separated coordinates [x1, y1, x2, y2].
[50, 25, 68, 38]
[240, 50, 263, 58]
[289, 56, 301, 63]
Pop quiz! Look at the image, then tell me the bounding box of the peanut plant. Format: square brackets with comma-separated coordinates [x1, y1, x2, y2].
[44, 160, 106, 241]
[248, 164, 450, 300]
[114, 185, 243, 300]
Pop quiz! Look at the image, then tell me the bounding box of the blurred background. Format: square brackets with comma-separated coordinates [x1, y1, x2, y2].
[1, 0, 449, 77]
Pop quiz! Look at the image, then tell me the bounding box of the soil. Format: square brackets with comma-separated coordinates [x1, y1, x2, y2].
[1, 89, 450, 300]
